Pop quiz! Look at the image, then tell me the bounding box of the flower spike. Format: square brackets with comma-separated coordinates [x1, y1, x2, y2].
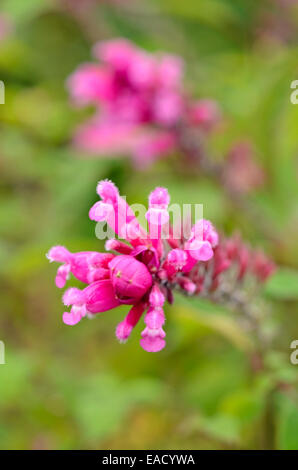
[48, 181, 275, 352]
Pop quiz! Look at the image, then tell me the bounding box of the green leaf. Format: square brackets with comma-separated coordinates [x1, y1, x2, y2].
[220, 389, 265, 424]
[1, 0, 51, 23]
[187, 413, 241, 445]
[73, 374, 164, 442]
[276, 393, 298, 450]
[157, 0, 239, 24]
[0, 353, 35, 406]
[264, 269, 298, 300]
[173, 295, 253, 352]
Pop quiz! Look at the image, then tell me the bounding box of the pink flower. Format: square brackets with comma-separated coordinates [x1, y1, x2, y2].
[183, 220, 219, 272]
[252, 250, 276, 282]
[46, 246, 113, 288]
[115, 302, 146, 343]
[153, 90, 183, 126]
[73, 117, 176, 168]
[146, 186, 171, 232]
[68, 38, 221, 167]
[73, 119, 141, 155]
[109, 255, 152, 304]
[133, 131, 176, 168]
[140, 286, 166, 352]
[93, 38, 140, 73]
[158, 55, 184, 88]
[48, 180, 274, 352]
[62, 280, 121, 325]
[89, 179, 145, 242]
[67, 64, 115, 106]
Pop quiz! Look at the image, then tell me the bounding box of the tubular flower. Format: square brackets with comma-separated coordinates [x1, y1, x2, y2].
[47, 180, 275, 352]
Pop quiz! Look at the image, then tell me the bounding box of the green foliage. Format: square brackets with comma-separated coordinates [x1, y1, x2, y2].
[1, 0, 51, 24]
[276, 393, 298, 450]
[265, 269, 298, 300]
[73, 374, 165, 442]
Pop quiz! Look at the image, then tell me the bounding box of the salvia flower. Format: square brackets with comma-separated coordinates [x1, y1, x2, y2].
[67, 38, 220, 167]
[47, 180, 275, 352]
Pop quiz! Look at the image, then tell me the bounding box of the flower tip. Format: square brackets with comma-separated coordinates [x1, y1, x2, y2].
[89, 201, 112, 222]
[62, 288, 83, 306]
[167, 249, 187, 269]
[149, 285, 165, 308]
[62, 311, 82, 326]
[149, 187, 170, 207]
[93, 38, 135, 65]
[186, 240, 214, 262]
[96, 179, 119, 201]
[183, 280, 196, 294]
[140, 333, 166, 352]
[46, 246, 70, 263]
[115, 321, 133, 343]
[55, 274, 67, 289]
[105, 239, 115, 251]
[146, 207, 169, 226]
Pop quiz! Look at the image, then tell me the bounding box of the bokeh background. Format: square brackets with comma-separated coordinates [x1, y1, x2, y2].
[0, 0, 298, 450]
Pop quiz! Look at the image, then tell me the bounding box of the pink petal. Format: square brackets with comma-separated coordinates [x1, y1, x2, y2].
[89, 201, 113, 222]
[47, 246, 70, 263]
[63, 287, 84, 306]
[62, 307, 84, 326]
[55, 264, 70, 288]
[186, 240, 214, 261]
[85, 279, 120, 313]
[140, 334, 166, 353]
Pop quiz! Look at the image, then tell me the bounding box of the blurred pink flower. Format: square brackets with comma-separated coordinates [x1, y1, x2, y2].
[189, 99, 221, 131]
[223, 141, 265, 194]
[0, 15, 12, 41]
[74, 117, 176, 168]
[67, 38, 218, 166]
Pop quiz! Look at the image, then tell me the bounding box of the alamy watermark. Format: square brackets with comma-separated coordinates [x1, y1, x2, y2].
[95, 201, 204, 241]
[290, 80, 298, 104]
[290, 340, 298, 365]
[0, 341, 5, 364]
[0, 81, 5, 104]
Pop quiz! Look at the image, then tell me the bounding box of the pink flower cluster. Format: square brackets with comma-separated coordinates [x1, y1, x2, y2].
[47, 180, 275, 352]
[67, 38, 219, 167]
[190, 234, 276, 298]
[47, 180, 219, 352]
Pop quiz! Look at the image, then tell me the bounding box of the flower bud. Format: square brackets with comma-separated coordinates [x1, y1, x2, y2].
[116, 302, 146, 343]
[167, 249, 187, 270]
[105, 239, 133, 255]
[109, 255, 152, 304]
[149, 187, 170, 208]
[96, 179, 119, 203]
[140, 306, 166, 352]
[62, 280, 121, 326]
[185, 239, 214, 262]
[149, 285, 165, 308]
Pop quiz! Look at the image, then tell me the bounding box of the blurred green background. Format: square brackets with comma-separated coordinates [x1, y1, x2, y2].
[0, 0, 298, 450]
